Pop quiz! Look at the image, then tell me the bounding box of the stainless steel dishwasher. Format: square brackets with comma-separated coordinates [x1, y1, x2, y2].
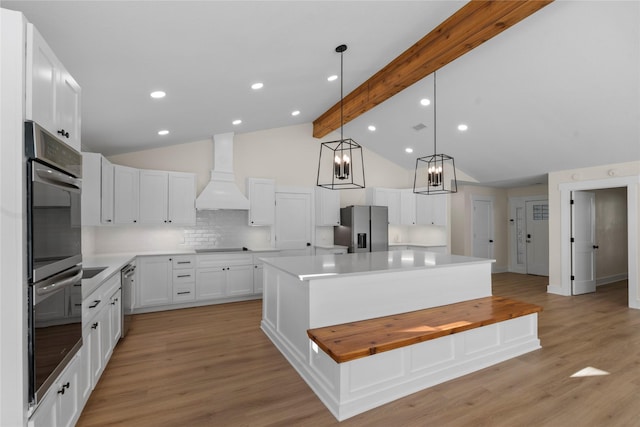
[121, 263, 136, 337]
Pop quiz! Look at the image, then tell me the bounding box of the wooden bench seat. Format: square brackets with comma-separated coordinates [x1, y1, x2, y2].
[307, 296, 542, 363]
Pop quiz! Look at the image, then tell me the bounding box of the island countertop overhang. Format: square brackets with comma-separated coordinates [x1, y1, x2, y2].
[260, 250, 495, 281]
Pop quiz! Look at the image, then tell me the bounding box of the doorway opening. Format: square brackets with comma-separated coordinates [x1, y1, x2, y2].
[571, 187, 628, 299]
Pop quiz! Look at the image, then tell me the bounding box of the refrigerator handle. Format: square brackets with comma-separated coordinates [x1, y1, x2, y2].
[357, 233, 367, 249]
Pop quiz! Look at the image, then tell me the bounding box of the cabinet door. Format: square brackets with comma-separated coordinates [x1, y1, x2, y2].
[416, 194, 447, 226]
[26, 24, 57, 136]
[196, 267, 225, 300]
[28, 383, 58, 427]
[87, 319, 103, 388]
[56, 355, 80, 427]
[138, 256, 172, 307]
[247, 178, 275, 226]
[315, 187, 341, 226]
[386, 190, 402, 225]
[168, 172, 196, 225]
[78, 340, 92, 407]
[100, 304, 113, 370]
[56, 69, 81, 151]
[253, 264, 263, 294]
[431, 194, 447, 226]
[114, 165, 140, 224]
[400, 189, 416, 225]
[110, 289, 122, 347]
[226, 264, 253, 296]
[101, 157, 114, 224]
[139, 170, 168, 224]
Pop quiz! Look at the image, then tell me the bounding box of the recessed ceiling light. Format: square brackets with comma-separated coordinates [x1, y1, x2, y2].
[251, 82, 264, 90]
[368, 125, 376, 131]
[458, 124, 468, 131]
[291, 110, 300, 116]
[420, 98, 431, 106]
[150, 91, 166, 99]
[327, 75, 338, 82]
[405, 147, 413, 153]
[158, 129, 169, 136]
[232, 119, 242, 125]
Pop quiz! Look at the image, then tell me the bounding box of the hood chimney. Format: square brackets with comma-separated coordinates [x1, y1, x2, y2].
[195, 132, 250, 210]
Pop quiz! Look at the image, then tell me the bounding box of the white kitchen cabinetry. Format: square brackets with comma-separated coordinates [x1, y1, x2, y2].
[107, 289, 122, 357]
[366, 188, 401, 225]
[26, 24, 81, 151]
[137, 256, 173, 308]
[196, 254, 255, 300]
[81, 153, 114, 225]
[253, 261, 264, 294]
[400, 189, 417, 225]
[315, 187, 341, 226]
[28, 352, 82, 427]
[416, 193, 448, 226]
[139, 171, 196, 225]
[113, 165, 139, 224]
[247, 178, 275, 226]
[172, 255, 196, 302]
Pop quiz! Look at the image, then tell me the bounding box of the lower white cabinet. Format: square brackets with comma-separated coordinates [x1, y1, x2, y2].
[253, 263, 264, 293]
[28, 351, 82, 427]
[137, 256, 173, 307]
[172, 255, 196, 302]
[195, 254, 255, 300]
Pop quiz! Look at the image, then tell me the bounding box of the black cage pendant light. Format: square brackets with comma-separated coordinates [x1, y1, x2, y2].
[413, 71, 457, 195]
[317, 44, 365, 190]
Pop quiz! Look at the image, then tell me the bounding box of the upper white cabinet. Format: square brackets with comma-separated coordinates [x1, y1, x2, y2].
[113, 165, 139, 224]
[315, 187, 341, 226]
[366, 188, 401, 225]
[400, 189, 417, 226]
[416, 193, 447, 226]
[26, 24, 81, 151]
[139, 170, 196, 225]
[81, 153, 114, 225]
[247, 178, 275, 226]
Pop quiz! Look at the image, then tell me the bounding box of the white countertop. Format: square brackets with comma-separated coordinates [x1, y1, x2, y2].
[314, 244, 349, 250]
[389, 243, 446, 248]
[82, 247, 280, 297]
[261, 250, 494, 281]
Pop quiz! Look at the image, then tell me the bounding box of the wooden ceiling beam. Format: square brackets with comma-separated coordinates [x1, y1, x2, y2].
[312, 0, 554, 138]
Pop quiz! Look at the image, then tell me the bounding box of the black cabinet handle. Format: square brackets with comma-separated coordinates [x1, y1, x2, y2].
[106, 219, 112, 223]
[57, 129, 69, 138]
[133, 220, 137, 223]
[177, 274, 191, 278]
[91, 322, 98, 329]
[489, 239, 494, 243]
[177, 291, 191, 295]
[593, 245, 599, 249]
[57, 387, 65, 395]
[88, 300, 101, 308]
[177, 261, 190, 264]
[168, 220, 172, 223]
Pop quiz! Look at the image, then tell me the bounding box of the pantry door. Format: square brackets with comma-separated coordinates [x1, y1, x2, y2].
[275, 191, 312, 252]
[472, 197, 494, 261]
[525, 200, 549, 276]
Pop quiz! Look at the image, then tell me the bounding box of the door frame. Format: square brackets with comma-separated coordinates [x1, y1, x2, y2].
[557, 176, 639, 308]
[508, 195, 548, 274]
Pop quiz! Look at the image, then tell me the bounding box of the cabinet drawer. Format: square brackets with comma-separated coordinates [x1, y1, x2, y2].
[197, 254, 253, 268]
[172, 255, 195, 269]
[173, 269, 195, 284]
[173, 283, 195, 302]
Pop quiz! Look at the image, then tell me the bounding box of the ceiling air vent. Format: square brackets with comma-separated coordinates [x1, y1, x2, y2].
[413, 123, 427, 131]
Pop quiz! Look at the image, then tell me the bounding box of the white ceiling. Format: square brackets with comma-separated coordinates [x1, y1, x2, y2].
[4, 1, 639, 187]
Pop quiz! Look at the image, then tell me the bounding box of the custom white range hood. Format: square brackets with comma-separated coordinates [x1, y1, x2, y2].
[195, 132, 250, 210]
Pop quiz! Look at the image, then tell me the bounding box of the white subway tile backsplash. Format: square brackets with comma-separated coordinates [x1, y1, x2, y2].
[182, 210, 271, 249]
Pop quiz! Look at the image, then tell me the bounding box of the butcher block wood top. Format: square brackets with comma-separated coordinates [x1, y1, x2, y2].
[307, 296, 542, 363]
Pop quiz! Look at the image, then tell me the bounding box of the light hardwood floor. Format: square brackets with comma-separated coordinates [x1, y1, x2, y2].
[77, 274, 639, 427]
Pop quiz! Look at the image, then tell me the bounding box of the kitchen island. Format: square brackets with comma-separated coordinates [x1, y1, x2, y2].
[260, 250, 541, 421]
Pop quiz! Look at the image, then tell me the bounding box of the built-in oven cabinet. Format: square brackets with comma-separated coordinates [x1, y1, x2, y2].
[81, 153, 115, 226]
[26, 24, 81, 152]
[28, 351, 83, 427]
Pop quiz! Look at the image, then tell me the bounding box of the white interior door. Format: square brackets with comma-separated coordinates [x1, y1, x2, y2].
[525, 200, 549, 276]
[275, 192, 311, 251]
[572, 191, 597, 295]
[472, 199, 494, 260]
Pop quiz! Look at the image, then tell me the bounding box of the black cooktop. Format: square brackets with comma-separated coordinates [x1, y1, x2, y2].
[195, 247, 250, 253]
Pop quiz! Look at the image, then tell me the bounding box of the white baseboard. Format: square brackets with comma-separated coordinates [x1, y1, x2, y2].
[596, 273, 628, 287]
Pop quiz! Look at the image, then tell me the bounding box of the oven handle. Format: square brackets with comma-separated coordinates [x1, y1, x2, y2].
[33, 163, 81, 193]
[35, 266, 83, 297]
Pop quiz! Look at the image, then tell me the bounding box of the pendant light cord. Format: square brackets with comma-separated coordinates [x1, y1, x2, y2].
[340, 49, 344, 142]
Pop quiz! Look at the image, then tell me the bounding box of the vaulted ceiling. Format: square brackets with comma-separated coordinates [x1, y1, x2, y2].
[4, 1, 639, 187]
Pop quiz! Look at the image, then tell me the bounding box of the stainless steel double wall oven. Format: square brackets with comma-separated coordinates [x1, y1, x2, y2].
[25, 121, 83, 408]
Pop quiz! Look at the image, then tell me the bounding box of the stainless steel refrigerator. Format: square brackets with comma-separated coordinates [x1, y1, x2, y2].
[334, 206, 389, 253]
